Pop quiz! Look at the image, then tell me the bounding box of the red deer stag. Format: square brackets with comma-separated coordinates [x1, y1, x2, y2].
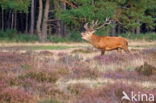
[81, 18, 130, 55]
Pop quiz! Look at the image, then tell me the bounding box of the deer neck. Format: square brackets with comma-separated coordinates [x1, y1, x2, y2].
[89, 34, 101, 48]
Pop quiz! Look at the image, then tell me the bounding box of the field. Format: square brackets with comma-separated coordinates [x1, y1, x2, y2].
[0, 41, 156, 103]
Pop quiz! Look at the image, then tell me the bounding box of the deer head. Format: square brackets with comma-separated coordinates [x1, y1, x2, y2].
[81, 18, 112, 41]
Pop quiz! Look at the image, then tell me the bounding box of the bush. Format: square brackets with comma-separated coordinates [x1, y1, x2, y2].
[0, 88, 34, 103]
[0, 29, 16, 37]
[135, 62, 156, 76]
[48, 31, 83, 42]
[68, 31, 82, 42]
[38, 99, 61, 103]
[67, 83, 89, 95]
[48, 35, 69, 43]
[75, 82, 156, 103]
[19, 70, 59, 83]
[0, 30, 38, 42]
[120, 32, 156, 41]
[0, 30, 156, 42]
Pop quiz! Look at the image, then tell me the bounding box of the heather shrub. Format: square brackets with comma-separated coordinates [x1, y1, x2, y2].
[19, 66, 70, 83]
[94, 52, 141, 65]
[71, 49, 92, 54]
[38, 99, 61, 103]
[103, 68, 156, 82]
[0, 52, 34, 72]
[21, 64, 33, 70]
[57, 52, 68, 57]
[141, 48, 156, 66]
[0, 88, 34, 103]
[75, 82, 156, 103]
[6, 76, 20, 86]
[70, 65, 100, 79]
[19, 70, 59, 83]
[135, 62, 156, 76]
[58, 54, 83, 66]
[38, 51, 54, 56]
[0, 72, 5, 80]
[0, 80, 7, 91]
[71, 47, 97, 54]
[103, 69, 139, 80]
[67, 83, 89, 95]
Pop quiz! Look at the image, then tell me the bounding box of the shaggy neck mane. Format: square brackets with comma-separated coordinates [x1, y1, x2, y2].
[89, 34, 102, 48]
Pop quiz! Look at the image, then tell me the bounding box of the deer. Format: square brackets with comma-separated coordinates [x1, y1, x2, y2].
[81, 18, 130, 55]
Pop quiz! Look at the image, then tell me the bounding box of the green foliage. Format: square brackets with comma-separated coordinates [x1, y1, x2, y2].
[0, 0, 31, 13]
[59, 0, 156, 33]
[68, 31, 82, 42]
[0, 30, 156, 42]
[19, 71, 59, 83]
[0, 30, 38, 42]
[48, 35, 69, 43]
[48, 31, 83, 42]
[120, 33, 156, 41]
[59, 0, 116, 30]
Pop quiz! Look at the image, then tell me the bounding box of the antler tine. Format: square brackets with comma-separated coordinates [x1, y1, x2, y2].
[105, 17, 109, 21]
[95, 20, 99, 25]
[84, 23, 89, 30]
[84, 19, 105, 31]
[94, 18, 112, 30]
[93, 20, 99, 26]
[88, 20, 94, 30]
[91, 20, 99, 30]
[91, 20, 95, 25]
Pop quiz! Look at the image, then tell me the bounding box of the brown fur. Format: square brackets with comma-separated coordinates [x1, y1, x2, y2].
[81, 19, 130, 55]
[82, 33, 130, 55]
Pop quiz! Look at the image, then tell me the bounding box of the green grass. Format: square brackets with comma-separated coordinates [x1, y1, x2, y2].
[120, 33, 156, 41]
[0, 30, 156, 43]
[28, 45, 76, 50]
[0, 45, 77, 50]
[0, 30, 38, 42]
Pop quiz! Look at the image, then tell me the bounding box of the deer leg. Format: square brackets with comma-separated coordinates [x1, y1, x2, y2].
[101, 50, 105, 55]
[122, 47, 130, 53]
[117, 48, 122, 53]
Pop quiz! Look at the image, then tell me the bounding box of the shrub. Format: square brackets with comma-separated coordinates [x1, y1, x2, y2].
[48, 35, 69, 43]
[0, 29, 17, 38]
[71, 49, 93, 54]
[70, 65, 100, 79]
[0, 30, 38, 42]
[135, 62, 156, 76]
[68, 31, 82, 42]
[0, 88, 34, 103]
[67, 83, 89, 95]
[19, 70, 59, 83]
[120, 32, 156, 41]
[75, 82, 156, 103]
[38, 99, 61, 103]
[0, 80, 7, 91]
[94, 52, 141, 65]
[58, 54, 83, 65]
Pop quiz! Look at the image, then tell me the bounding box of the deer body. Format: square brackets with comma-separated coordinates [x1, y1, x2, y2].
[81, 18, 130, 55]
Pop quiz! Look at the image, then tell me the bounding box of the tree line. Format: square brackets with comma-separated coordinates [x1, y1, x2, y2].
[0, 0, 156, 42]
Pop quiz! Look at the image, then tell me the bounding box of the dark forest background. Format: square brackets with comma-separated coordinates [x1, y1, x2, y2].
[0, 0, 156, 42]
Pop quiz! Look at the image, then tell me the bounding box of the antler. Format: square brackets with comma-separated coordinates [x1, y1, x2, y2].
[83, 18, 112, 31]
[94, 18, 112, 30]
[84, 23, 89, 30]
